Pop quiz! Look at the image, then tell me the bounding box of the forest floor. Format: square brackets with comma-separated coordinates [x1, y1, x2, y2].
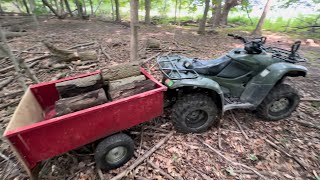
[0, 17, 319, 180]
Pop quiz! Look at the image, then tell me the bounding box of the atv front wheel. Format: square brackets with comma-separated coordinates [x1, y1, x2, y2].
[257, 84, 300, 121]
[172, 93, 219, 133]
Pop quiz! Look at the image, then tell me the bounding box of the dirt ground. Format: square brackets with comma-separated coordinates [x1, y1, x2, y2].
[0, 18, 319, 180]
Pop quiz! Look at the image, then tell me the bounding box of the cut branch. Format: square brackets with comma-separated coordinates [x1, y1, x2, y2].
[196, 136, 266, 180]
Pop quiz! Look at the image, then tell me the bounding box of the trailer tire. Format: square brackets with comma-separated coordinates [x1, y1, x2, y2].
[172, 93, 219, 133]
[95, 133, 134, 170]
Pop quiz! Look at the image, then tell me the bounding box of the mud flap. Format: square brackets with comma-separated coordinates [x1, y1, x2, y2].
[240, 83, 273, 106]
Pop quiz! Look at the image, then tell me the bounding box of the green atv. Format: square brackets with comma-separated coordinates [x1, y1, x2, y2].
[157, 34, 308, 133]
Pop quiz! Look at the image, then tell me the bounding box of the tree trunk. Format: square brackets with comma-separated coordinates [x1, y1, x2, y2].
[212, 0, 222, 28]
[252, 0, 272, 35]
[0, 3, 3, 14]
[28, 0, 39, 28]
[89, 0, 93, 15]
[64, 0, 73, 17]
[42, 0, 62, 18]
[111, 0, 115, 21]
[60, 0, 65, 14]
[55, 88, 108, 117]
[244, 6, 253, 25]
[198, 0, 210, 34]
[130, 0, 139, 62]
[82, 0, 87, 15]
[115, 0, 120, 21]
[174, 0, 178, 23]
[22, 0, 30, 14]
[178, 0, 181, 26]
[53, 0, 59, 14]
[56, 74, 103, 98]
[145, 0, 151, 24]
[0, 26, 27, 91]
[13, 1, 23, 13]
[74, 0, 83, 18]
[94, 0, 103, 15]
[220, 0, 241, 26]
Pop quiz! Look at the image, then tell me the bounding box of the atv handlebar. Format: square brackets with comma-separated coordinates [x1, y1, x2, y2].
[227, 34, 248, 43]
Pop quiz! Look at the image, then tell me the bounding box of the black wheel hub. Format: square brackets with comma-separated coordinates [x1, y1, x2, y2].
[185, 110, 208, 128]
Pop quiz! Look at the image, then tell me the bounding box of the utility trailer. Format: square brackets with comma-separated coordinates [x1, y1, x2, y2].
[3, 68, 167, 179]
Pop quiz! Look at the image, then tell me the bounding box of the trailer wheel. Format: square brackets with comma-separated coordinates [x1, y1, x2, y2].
[95, 133, 134, 170]
[172, 93, 219, 133]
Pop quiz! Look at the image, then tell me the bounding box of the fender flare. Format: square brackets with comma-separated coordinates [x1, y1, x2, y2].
[169, 77, 224, 110]
[240, 62, 307, 106]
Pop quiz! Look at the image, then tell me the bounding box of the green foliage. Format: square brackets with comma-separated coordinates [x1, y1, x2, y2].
[249, 154, 259, 161]
[226, 167, 236, 176]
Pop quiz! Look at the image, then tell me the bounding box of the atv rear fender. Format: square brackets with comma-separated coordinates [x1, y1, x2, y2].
[241, 62, 307, 106]
[168, 77, 224, 110]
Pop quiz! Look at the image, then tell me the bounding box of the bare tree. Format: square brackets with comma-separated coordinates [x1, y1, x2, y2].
[174, 0, 178, 23]
[64, 0, 73, 17]
[89, 0, 93, 15]
[130, 0, 139, 62]
[0, 27, 27, 90]
[212, 0, 222, 28]
[42, 0, 63, 18]
[82, 0, 87, 15]
[145, 0, 151, 24]
[60, 0, 65, 14]
[28, 0, 39, 28]
[115, 0, 120, 21]
[22, 0, 30, 14]
[220, 0, 242, 26]
[252, 0, 272, 35]
[111, 0, 115, 21]
[198, 0, 210, 34]
[74, 0, 84, 18]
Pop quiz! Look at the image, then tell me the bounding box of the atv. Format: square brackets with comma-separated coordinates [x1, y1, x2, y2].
[157, 34, 308, 133]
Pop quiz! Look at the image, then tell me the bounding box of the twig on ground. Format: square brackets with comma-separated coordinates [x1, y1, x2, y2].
[138, 127, 144, 157]
[0, 54, 51, 74]
[0, 76, 14, 90]
[0, 99, 20, 110]
[186, 161, 213, 180]
[144, 126, 170, 133]
[67, 42, 95, 50]
[195, 136, 266, 180]
[265, 138, 307, 170]
[0, 90, 23, 98]
[301, 98, 320, 102]
[147, 160, 175, 180]
[292, 119, 320, 130]
[111, 131, 174, 180]
[100, 45, 111, 60]
[0, 152, 10, 161]
[218, 124, 222, 149]
[230, 112, 249, 141]
[129, 131, 167, 137]
[140, 52, 161, 65]
[96, 168, 104, 180]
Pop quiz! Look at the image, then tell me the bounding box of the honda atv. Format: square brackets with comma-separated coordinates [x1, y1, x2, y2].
[157, 34, 308, 133]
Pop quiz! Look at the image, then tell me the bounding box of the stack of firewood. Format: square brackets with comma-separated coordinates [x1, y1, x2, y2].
[54, 62, 156, 117]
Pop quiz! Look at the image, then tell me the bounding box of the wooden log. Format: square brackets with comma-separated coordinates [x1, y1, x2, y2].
[110, 79, 156, 100]
[43, 41, 97, 62]
[56, 74, 103, 98]
[108, 75, 146, 91]
[101, 62, 140, 81]
[55, 88, 108, 116]
[146, 38, 160, 49]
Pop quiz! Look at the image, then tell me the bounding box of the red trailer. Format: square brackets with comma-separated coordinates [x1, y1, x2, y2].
[3, 68, 167, 179]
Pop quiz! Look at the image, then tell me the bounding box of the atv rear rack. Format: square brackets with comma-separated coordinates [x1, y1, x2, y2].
[265, 47, 307, 63]
[157, 55, 199, 80]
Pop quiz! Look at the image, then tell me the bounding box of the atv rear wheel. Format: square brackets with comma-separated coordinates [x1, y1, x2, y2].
[256, 84, 300, 121]
[172, 93, 219, 133]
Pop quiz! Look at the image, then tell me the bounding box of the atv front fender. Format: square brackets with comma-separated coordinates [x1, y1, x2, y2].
[241, 62, 307, 106]
[169, 77, 224, 109]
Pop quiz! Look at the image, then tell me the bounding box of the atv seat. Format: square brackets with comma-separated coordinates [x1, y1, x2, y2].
[184, 55, 232, 76]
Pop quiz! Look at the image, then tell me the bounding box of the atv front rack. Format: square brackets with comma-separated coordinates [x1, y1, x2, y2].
[265, 47, 307, 63]
[157, 55, 199, 80]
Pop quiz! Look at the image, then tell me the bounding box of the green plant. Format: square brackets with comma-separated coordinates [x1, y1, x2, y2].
[249, 154, 259, 161]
